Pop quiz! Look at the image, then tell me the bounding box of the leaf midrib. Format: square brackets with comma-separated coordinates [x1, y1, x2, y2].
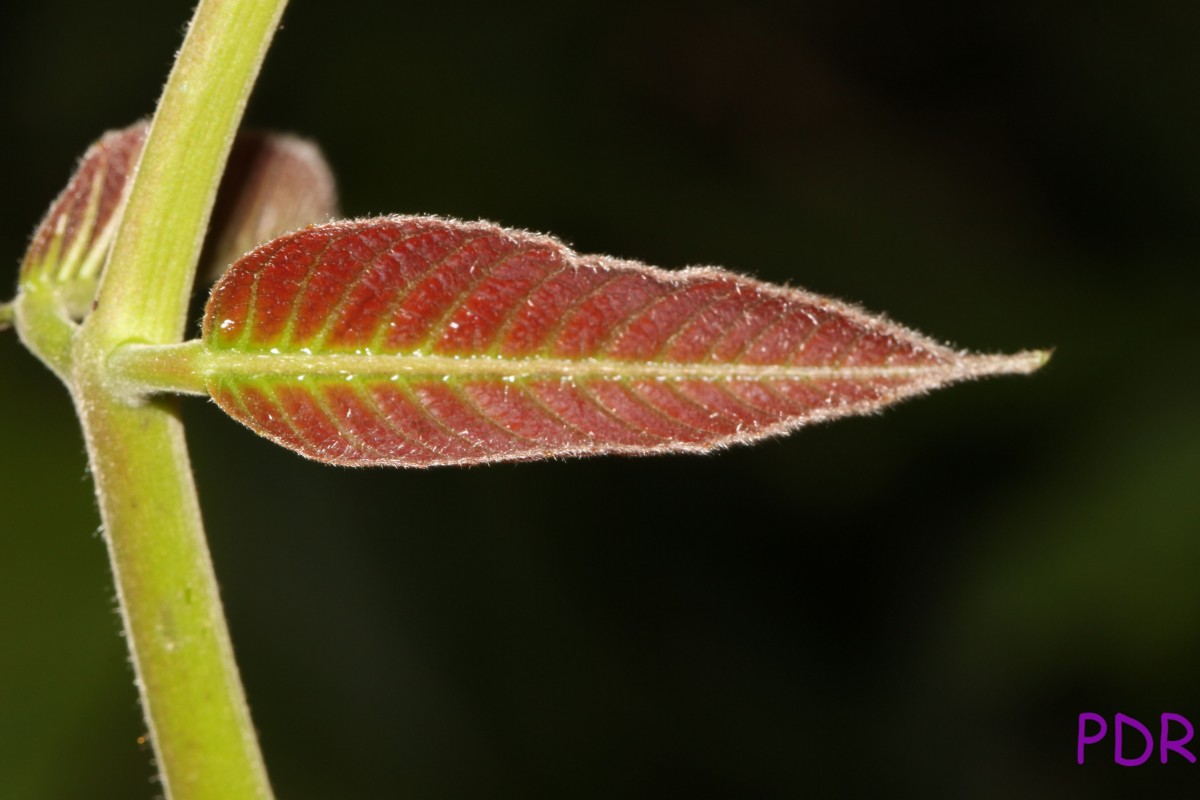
[198, 348, 1046, 383]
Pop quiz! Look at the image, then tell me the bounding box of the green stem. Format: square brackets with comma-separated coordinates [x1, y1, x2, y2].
[11, 288, 76, 381]
[109, 340, 209, 398]
[68, 1, 289, 798]
[71, 393, 269, 799]
[0, 299, 13, 331]
[86, 0, 287, 347]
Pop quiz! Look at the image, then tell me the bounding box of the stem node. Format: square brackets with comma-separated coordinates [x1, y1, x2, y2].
[66, 1, 289, 797]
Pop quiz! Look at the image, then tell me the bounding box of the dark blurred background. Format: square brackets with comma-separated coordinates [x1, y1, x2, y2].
[2, 1, 1199, 797]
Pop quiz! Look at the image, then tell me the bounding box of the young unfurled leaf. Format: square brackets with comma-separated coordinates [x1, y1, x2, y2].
[200, 216, 1046, 467]
[201, 131, 338, 283]
[19, 122, 336, 319]
[19, 122, 146, 316]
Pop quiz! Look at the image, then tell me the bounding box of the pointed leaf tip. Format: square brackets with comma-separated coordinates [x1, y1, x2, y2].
[201, 215, 1045, 467]
[957, 349, 1051, 379]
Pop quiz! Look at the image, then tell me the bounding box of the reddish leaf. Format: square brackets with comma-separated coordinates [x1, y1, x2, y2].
[20, 122, 146, 311]
[19, 122, 337, 317]
[201, 130, 339, 282]
[202, 215, 1046, 466]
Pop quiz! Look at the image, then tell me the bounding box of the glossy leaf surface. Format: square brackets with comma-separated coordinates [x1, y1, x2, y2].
[202, 216, 1046, 466]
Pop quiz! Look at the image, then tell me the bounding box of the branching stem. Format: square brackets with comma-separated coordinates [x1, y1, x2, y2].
[63, 1, 289, 798]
